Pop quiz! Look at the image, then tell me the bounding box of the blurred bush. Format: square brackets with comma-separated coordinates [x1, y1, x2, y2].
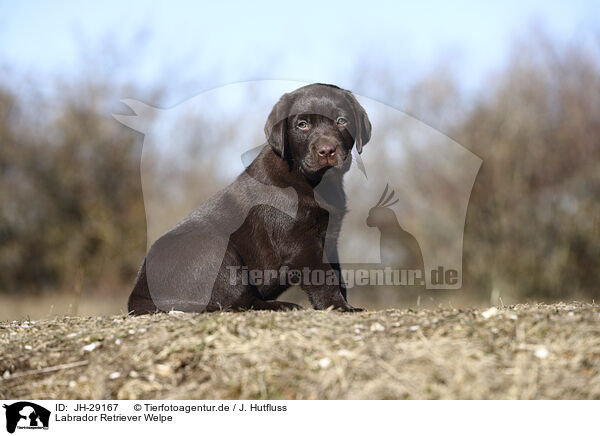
[458, 33, 600, 302]
[0, 76, 149, 294]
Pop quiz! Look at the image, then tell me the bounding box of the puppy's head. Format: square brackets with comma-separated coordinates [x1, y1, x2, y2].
[265, 84, 371, 181]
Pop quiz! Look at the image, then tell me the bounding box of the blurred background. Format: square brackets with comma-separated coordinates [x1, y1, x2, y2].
[1, 0, 599, 319]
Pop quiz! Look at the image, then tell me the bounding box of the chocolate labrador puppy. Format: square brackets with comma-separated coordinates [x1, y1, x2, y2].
[128, 83, 371, 314]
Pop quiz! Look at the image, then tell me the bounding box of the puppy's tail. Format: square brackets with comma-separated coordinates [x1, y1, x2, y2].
[128, 258, 158, 315]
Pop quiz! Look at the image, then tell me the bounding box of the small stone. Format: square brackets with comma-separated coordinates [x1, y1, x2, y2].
[115, 339, 122, 345]
[109, 372, 121, 380]
[67, 333, 78, 338]
[24, 345, 32, 350]
[129, 370, 140, 378]
[370, 322, 385, 332]
[155, 364, 173, 377]
[81, 342, 101, 352]
[68, 380, 77, 388]
[409, 325, 419, 331]
[534, 347, 549, 359]
[337, 349, 351, 357]
[318, 357, 331, 369]
[2, 370, 10, 379]
[482, 307, 499, 319]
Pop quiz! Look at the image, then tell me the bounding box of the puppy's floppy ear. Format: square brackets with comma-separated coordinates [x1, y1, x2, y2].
[344, 92, 372, 154]
[265, 92, 292, 159]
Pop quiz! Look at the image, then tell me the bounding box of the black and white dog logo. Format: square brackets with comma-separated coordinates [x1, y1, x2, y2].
[3, 402, 50, 433]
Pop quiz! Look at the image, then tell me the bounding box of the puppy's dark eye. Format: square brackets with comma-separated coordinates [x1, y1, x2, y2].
[336, 117, 348, 126]
[297, 120, 310, 130]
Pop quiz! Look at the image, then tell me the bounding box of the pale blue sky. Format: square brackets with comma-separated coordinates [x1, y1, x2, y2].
[1, 0, 598, 102]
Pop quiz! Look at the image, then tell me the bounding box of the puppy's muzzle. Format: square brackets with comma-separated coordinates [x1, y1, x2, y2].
[314, 138, 341, 167]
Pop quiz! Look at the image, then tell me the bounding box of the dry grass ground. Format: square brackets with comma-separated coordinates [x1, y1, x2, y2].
[1, 302, 599, 399]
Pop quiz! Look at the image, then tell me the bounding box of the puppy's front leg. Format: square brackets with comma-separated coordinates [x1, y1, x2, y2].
[300, 266, 363, 312]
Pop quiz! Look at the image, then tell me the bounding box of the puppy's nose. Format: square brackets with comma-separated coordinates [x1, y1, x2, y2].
[316, 143, 336, 157]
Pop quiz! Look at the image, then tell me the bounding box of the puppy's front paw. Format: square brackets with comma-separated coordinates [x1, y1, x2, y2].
[348, 306, 365, 312]
[335, 303, 364, 312]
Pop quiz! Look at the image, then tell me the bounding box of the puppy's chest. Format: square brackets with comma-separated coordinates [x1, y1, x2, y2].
[261, 202, 330, 246]
[292, 205, 330, 236]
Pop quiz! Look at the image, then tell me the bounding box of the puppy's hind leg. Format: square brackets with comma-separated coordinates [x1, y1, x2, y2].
[211, 244, 303, 311]
[128, 258, 159, 315]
